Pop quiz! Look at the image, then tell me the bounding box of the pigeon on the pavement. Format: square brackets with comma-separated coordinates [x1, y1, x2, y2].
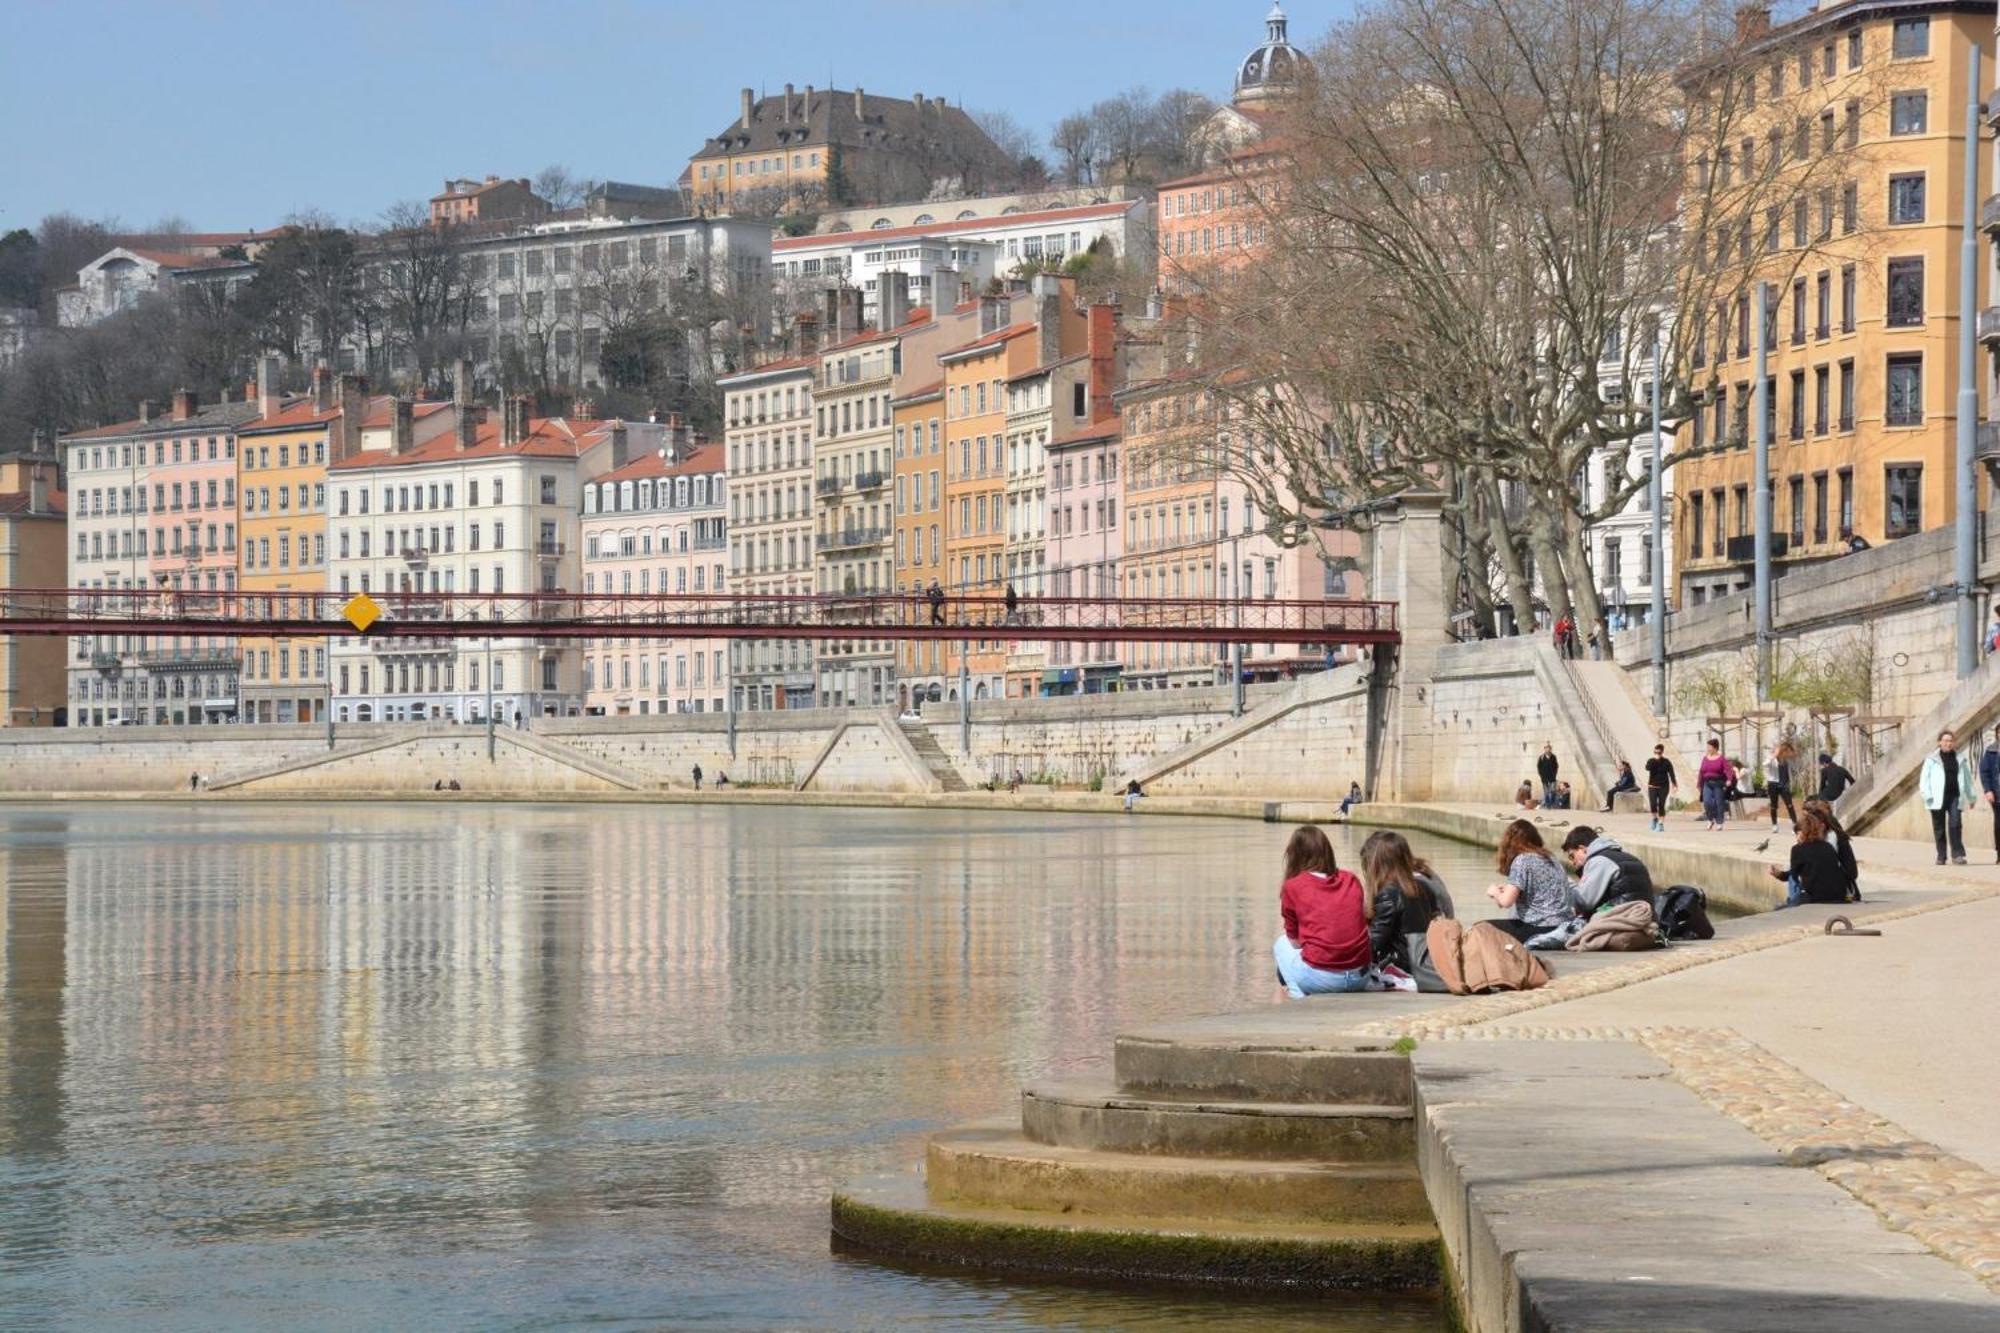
[1753, 837, 1771, 852]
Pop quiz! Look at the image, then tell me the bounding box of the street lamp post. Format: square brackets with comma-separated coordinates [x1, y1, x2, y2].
[485, 634, 494, 761]
[1649, 330, 1667, 718]
[1753, 281, 1773, 700]
[1954, 44, 1985, 679]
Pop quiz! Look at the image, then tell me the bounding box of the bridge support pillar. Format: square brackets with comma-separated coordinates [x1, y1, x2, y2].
[1362, 491, 1451, 803]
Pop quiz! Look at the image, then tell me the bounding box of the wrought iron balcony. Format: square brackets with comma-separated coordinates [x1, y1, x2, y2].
[1978, 421, 2000, 463]
[1979, 307, 2000, 348]
[401, 545, 428, 565]
[536, 540, 567, 557]
[1724, 533, 1790, 564]
[133, 649, 241, 672]
[1982, 194, 2000, 235]
[854, 469, 887, 491]
[815, 526, 890, 552]
[815, 476, 844, 498]
[90, 652, 122, 673]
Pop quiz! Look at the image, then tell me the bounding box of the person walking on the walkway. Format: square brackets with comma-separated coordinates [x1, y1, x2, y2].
[1643, 744, 1677, 833]
[1697, 738, 1730, 830]
[1981, 726, 2000, 864]
[1536, 744, 1560, 808]
[1920, 729, 1975, 866]
[1600, 761, 1638, 813]
[691, 763, 704, 792]
[926, 579, 945, 627]
[1816, 751, 1855, 804]
[1003, 581, 1019, 624]
[1764, 741, 1799, 830]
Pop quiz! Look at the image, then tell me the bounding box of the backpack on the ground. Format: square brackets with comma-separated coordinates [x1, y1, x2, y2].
[1425, 919, 1551, 996]
[1653, 885, 1715, 941]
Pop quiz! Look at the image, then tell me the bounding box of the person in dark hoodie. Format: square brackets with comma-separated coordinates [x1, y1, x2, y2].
[1560, 825, 1654, 915]
[1361, 830, 1456, 991]
[1273, 824, 1372, 997]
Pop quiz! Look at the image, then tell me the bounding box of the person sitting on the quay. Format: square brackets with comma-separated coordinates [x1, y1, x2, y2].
[1768, 810, 1851, 906]
[1362, 830, 1456, 992]
[1600, 761, 1638, 813]
[448, 778, 462, 791]
[1552, 781, 1575, 810]
[1273, 824, 1373, 997]
[1514, 780, 1538, 811]
[1339, 781, 1363, 816]
[716, 771, 731, 789]
[1484, 819, 1577, 946]
[1696, 739, 1730, 830]
[1816, 751, 1856, 803]
[1123, 778, 1145, 812]
[1561, 824, 1655, 915]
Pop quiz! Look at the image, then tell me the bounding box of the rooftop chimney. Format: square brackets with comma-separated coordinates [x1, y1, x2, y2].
[28, 462, 47, 516]
[741, 87, 755, 129]
[783, 83, 794, 123]
[257, 353, 282, 418]
[804, 84, 814, 117]
[1733, 3, 1771, 41]
[1086, 299, 1119, 423]
[503, 395, 531, 447]
[913, 91, 925, 113]
[853, 86, 865, 117]
[1032, 271, 1065, 367]
[609, 420, 632, 468]
[793, 311, 820, 357]
[453, 358, 473, 409]
[391, 399, 415, 455]
[336, 373, 365, 459]
[878, 267, 911, 331]
[171, 388, 197, 422]
[138, 400, 155, 424]
[311, 361, 331, 413]
[979, 291, 1005, 336]
[571, 396, 595, 420]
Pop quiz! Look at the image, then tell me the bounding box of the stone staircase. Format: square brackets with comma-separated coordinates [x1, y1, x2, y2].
[898, 721, 970, 792]
[832, 1009, 1440, 1290]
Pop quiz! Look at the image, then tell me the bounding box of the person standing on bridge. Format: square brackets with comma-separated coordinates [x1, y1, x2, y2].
[1920, 729, 1975, 867]
[1004, 581, 1019, 623]
[1536, 744, 1560, 808]
[926, 579, 945, 627]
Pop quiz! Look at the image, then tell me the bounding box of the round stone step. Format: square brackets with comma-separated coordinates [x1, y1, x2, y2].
[1114, 1034, 1413, 1106]
[1021, 1078, 1416, 1161]
[926, 1121, 1432, 1225]
[832, 1167, 1441, 1292]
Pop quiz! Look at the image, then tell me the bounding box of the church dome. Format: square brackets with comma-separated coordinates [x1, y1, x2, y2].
[1232, 3, 1312, 104]
[1235, 3, 1309, 104]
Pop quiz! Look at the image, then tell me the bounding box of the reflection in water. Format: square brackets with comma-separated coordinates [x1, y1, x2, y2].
[0, 803, 1470, 1331]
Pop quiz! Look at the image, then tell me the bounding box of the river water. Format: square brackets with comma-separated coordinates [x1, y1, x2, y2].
[0, 802, 1504, 1331]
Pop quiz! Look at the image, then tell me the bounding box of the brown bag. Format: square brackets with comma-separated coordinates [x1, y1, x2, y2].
[1425, 919, 1552, 995]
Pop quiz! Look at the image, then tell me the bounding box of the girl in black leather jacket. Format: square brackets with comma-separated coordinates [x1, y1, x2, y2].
[1360, 830, 1456, 990]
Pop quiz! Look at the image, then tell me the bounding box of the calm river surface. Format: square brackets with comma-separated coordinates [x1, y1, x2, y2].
[0, 802, 1502, 1331]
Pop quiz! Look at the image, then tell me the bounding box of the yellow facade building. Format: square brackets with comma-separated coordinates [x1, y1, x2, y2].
[1673, 1, 1994, 606]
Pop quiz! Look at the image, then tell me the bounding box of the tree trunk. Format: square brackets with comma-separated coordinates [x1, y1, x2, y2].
[1558, 505, 1608, 656]
[1529, 508, 1570, 627]
[1477, 471, 1537, 635]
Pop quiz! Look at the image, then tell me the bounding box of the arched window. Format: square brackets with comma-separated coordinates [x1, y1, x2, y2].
[956, 210, 978, 220]
[871, 218, 894, 229]
[913, 213, 934, 224]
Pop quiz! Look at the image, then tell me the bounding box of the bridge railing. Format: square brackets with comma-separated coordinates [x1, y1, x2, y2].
[2, 588, 1400, 645]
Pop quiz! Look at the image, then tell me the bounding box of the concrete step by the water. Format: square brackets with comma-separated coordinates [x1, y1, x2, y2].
[899, 723, 969, 791]
[1021, 1077, 1415, 1161]
[926, 1121, 1431, 1225]
[832, 1168, 1440, 1291]
[1114, 1034, 1413, 1107]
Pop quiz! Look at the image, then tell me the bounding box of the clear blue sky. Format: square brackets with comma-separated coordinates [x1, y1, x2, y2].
[0, 0, 1348, 235]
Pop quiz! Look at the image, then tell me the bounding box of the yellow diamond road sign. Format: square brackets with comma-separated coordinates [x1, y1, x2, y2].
[341, 593, 383, 633]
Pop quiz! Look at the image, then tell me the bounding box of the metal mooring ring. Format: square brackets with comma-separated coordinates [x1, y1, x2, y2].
[1824, 915, 1882, 937]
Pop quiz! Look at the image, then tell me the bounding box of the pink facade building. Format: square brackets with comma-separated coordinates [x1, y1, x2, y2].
[1042, 418, 1124, 693]
[580, 442, 729, 715]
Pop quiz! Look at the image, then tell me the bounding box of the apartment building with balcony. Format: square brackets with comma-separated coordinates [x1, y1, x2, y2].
[0, 453, 66, 725]
[893, 380, 947, 709]
[580, 439, 727, 716]
[63, 390, 260, 726]
[1116, 375, 1226, 690]
[325, 400, 615, 723]
[812, 288, 903, 708]
[1672, 0, 1994, 607]
[233, 361, 404, 725]
[721, 355, 817, 711]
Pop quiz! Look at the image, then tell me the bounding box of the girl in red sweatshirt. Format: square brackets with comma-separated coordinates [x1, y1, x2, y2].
[1273, 824, 1373, 997]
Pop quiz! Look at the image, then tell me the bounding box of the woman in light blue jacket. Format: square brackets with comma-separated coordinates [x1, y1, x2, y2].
[1919, 729, 1976, 866]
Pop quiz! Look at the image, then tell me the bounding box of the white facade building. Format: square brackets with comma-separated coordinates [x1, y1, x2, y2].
[325, 401, 621, 723]
[721, 357, 818, 711]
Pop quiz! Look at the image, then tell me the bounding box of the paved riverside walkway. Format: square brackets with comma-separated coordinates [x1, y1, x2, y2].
[1350, 800, 2000, 1310]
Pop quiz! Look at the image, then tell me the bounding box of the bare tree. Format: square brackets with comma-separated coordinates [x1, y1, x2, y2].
[1146, 88, 1219, 177]
[1171, 0, 1885, 644]
[533, 165, 597, 212]
[1089, 89, 1154, 183]
[1050, 114, 1099, 185]
[971, 108, 1036, 163]
[372, 201, 474, 391]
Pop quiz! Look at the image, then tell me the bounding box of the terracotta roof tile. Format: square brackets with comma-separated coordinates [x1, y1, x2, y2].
[330, 415, 611, 471]
[775, 201, 1134, 252]
[590, 442, 724, 485]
